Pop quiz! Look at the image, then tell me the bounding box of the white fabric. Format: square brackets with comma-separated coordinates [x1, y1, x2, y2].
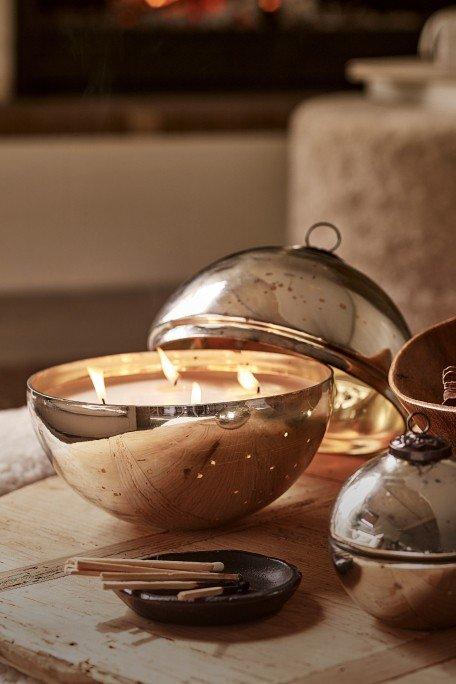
[0, 406, 53, 497]
[0, 406, 53, 683]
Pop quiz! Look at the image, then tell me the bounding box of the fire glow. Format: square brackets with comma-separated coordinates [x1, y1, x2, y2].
[157, 347, 180, 386]
[237, 369, 260, 394]
[190, 381, 202, 404]
[87, 367, 107, 404]
[144, 0, 180, 8]
[87, 353, 262, 407]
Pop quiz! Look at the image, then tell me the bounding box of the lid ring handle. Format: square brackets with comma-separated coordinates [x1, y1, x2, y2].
[407, 412, 430, 434]
[305, 222, 342, 253]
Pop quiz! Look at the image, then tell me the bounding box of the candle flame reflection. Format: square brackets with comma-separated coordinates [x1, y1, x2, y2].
[191, 381, 202, 405]
[157, 347, 180, 386]
[237, 369, 260, 394]
[87, 366, 107, 404]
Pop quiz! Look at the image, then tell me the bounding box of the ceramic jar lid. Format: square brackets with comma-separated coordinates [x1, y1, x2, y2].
[331, 414, 456, 561]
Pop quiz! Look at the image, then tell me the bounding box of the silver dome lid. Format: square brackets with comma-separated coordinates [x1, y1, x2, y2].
[148, 224, 411, 455]
[331, 414, 456, 560]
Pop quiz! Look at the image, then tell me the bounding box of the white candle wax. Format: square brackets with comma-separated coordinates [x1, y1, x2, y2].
[67, 370, 307, 406]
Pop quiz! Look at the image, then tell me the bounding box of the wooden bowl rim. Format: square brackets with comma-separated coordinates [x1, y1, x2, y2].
[389, 315, 456, 414]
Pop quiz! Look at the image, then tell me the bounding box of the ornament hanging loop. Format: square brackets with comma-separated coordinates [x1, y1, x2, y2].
[305, 222, 342, 254]
[407, 412, 431, 434]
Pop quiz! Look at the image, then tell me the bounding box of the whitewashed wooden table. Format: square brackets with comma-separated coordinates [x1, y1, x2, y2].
[0, 453, 455, 683]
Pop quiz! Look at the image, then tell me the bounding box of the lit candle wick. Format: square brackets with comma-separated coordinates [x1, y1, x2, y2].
[87, 366, 107, 404]
[157, 347, 180, 387]
[237, 369, 260, 395]
[190, 381, 202, 405]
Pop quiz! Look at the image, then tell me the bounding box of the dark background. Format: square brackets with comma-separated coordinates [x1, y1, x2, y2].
[1, 0, 452, 409]
[16, 0, 451, 96]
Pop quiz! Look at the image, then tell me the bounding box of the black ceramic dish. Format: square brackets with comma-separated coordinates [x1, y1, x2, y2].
[115, 550, 301, 626]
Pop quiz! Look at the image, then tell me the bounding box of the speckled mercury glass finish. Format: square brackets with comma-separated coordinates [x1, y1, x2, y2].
[148, 235, 410, 455]
[330, 435, 456, 629]
[28, 350, 332, 530]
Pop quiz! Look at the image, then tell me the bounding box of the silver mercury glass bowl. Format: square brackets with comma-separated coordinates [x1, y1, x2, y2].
[330, 413, 456, 630]
[148, 223, 411, 456]
[28, 349, 332, 530]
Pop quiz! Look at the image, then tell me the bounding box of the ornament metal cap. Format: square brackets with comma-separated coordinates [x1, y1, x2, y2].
[389, 412, 453, 464]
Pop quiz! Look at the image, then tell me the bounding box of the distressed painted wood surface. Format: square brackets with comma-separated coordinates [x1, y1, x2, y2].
[1, 454, 456, 683]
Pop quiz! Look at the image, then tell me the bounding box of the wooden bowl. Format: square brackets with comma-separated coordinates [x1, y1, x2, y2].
[389, 316, 456, 446]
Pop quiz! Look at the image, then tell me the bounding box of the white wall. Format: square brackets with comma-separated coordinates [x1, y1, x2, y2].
[0, 133, 287, 293]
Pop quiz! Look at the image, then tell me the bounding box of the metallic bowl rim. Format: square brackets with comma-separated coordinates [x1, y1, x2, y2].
[27, 348, 333, 414]
[149, 313, 405, 414]
[330, 537, 456, 564]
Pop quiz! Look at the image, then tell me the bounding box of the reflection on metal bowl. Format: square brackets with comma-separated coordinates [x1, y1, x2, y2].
[330, 427, 456, 630]
[322, 369, 404, 456]
[148, 233, 410, 457]
[28, 350, 332, 530]
[331, 542, 456, 630]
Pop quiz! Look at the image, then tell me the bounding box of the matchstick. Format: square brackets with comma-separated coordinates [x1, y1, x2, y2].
[177, 580, 251, 601]
[65, 570, 101, 577]
[98, 571, 239, 582]
[177, 586, 224, 601]
[67, 557, 225, 573]
[65, 561, 158, 574]
[102, 580, 203, 591]
[65, 566, 238, 582]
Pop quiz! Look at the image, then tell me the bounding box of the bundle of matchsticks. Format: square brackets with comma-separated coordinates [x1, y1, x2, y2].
[65, 556, 250, 602]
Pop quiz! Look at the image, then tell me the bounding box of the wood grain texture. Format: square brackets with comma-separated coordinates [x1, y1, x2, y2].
[1, 454, 455, 683]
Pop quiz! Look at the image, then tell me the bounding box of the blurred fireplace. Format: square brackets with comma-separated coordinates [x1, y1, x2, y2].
[15, 0, 451, 96]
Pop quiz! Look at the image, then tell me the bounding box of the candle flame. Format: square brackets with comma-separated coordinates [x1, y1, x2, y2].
[237, 369, 260, 394]
[157, 347, 180, 386]
[87, 366, 107, 404]
[190, 381, 202, 405]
